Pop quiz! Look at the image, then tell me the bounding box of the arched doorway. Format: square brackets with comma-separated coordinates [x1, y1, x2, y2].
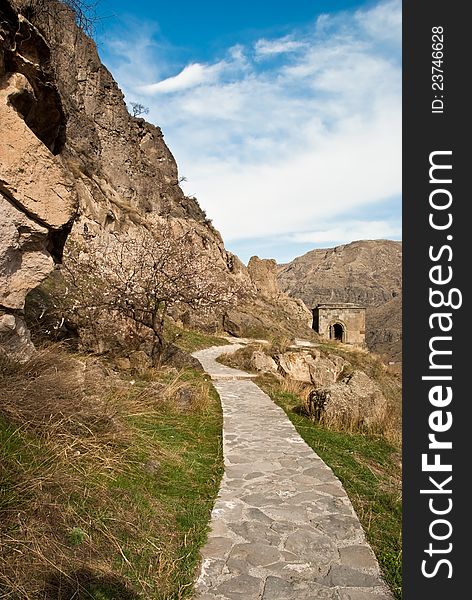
[330, 322, 345, 342]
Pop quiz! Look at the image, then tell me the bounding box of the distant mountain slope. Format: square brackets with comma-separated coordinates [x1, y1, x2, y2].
[278, 240, 402, 361]
[366, 295, 402, 363]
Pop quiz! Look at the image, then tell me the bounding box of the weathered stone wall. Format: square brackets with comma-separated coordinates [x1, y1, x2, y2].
[314, 304, 366, 347]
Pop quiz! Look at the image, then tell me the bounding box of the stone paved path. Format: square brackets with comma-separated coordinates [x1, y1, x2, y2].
[192, 344, 393, 600]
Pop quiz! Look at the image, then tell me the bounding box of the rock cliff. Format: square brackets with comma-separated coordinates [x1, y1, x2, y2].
[0, 0, 312, 356]
[0, 2, 78, 355]
[224, 256, 314, 339]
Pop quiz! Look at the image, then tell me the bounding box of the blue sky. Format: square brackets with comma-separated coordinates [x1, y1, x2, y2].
[94, 0, 401, 263]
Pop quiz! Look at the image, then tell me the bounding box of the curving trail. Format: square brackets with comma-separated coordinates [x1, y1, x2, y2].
[192, 344, 392, 600]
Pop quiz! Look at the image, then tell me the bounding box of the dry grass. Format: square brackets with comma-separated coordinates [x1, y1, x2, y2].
[0, 346, 223, 599]
[266, 335, 294, 356]
[300, 392, 389, 436]
[216, 344, 259, 372]
[218, 342, 402, 443]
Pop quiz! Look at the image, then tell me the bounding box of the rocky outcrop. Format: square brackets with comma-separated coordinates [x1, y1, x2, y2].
[20, 0, 247, 281]
[227, 256, 314, 339]
[0, 0, 252, 356]
[307, 370, 388, 430]
[277, 240, 402, 362]
[247, 256, 280, 299]
[277, 350, 346, 386]
[250, 349, 278, 373]
[227, 342, 389, 431]
[0, 7, 78, 357]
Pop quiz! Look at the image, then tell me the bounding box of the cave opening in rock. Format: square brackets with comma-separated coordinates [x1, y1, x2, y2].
[331, 322, 345, 342]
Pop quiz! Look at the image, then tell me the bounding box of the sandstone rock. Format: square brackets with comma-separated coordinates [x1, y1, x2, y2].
[114, 357, 131, 371]
[277, 350, 345, 386]
[309, 351, 347, 388]
[128, 350, 151, 372]
[247, 256, 280, 299]
[223, 310, 265, 338]
[0, 0, 323, 360]
[0, 314, 16, 333]
[308, 370, 388, 430]
[0, 312, 34, 360]
[0, 195, 54, 310]
[0, 73, 77, 228]
[251, 350, 277, 373]
[161, 344, 204, 372]
[278, 351, 316, 383]
[0, 11, 78, 357]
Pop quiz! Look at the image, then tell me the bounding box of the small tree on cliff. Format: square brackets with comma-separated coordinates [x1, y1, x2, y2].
[130, 102, 150, 118]
[23, 1, 99, 37]
[61, 226, 240, 361]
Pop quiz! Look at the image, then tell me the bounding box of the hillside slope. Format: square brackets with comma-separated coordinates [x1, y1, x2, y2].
[1, 0, 318, 357]
[278, 240, 402, 361]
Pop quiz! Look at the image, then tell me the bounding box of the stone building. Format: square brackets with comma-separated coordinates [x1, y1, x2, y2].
[312, 303, 366, 347]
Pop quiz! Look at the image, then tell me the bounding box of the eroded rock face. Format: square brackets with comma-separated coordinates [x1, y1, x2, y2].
[0, 73, 76, 227]
[0, 0, 318, 358]
[250, 350, 278, 373]
[0, 11, 78, 356]
[1, 0, 242, 356]
[247, 257, 280, 299]
[244, 343, 388, 430]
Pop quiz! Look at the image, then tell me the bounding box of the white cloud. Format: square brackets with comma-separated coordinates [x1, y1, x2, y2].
[100, 0, 401, 261]
[356, 0, 402, 45]
[290, 220, 401, 245]
[254, 36, 306, 57]
[141, 62, 223, 94]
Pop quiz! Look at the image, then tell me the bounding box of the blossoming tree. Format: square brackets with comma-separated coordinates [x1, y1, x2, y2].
[61, 225, 242, 361]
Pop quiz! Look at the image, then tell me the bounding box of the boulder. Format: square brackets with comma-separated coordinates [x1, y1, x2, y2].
[129, 350, 152, 372]
[251, 350, 277, 373]
[114, 356, 131, 371]
[247, 256, 280, 299]
[161, 344, 204, 372]
[277, 350, 346, 386]
[308, 351, 347, 387]
[278, 351, 315, 383]
[308, 370, 388, 430]
[223, 310, 265, 338]
[0, 312, 35, 360]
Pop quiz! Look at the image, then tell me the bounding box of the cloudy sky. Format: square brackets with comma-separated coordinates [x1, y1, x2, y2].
[96, 0, 401, 263]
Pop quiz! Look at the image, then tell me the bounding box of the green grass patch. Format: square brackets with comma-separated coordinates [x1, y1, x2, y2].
[165, 321, 228, 353]
[0, 349, 223, 599]
[257, 375, 402, 599]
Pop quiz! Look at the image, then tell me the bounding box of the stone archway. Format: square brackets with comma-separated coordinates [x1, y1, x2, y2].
[330, 322, 346, 342]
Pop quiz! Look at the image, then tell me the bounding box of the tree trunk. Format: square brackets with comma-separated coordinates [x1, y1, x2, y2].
[151, 308, 166, 366]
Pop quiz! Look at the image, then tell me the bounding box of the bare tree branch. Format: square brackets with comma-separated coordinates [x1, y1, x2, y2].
[57, 224, 243, 361]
